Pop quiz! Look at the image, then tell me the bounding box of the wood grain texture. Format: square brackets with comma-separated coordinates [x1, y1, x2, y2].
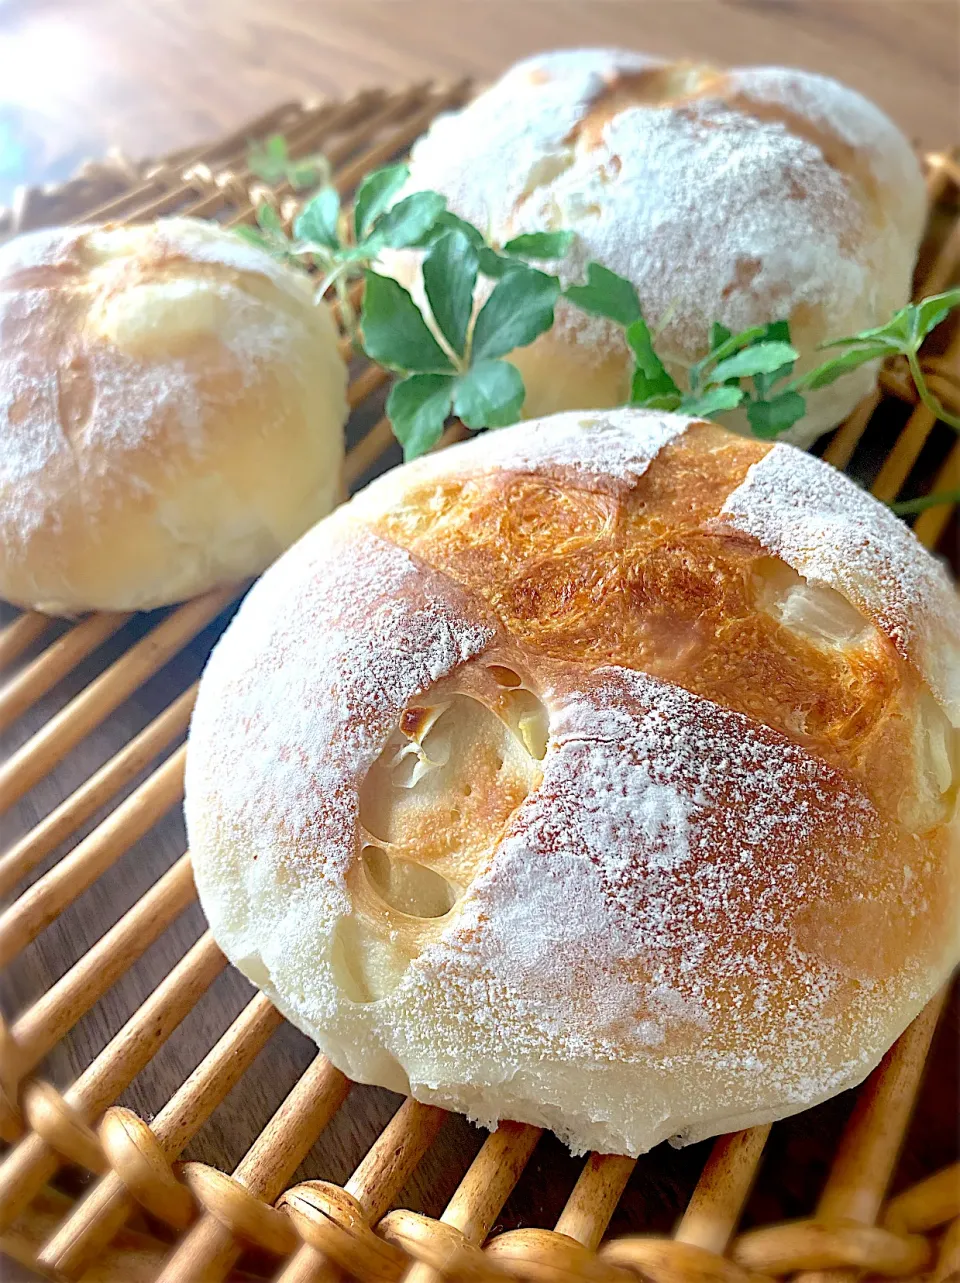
[0, 1, 957, 206]
[0, 3, 958, 1280]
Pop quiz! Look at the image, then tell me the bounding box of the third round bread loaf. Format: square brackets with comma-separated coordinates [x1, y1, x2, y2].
[0, 218, 347, 614]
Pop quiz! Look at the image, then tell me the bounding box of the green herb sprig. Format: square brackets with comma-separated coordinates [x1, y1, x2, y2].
[791, 289, 960, 432]
[562, 265, 807, 434]
[247, 135, 329, 191]
[890, 488, 960, 516]
[562, 270, 960, 443]
[365, 227, 575, 455]
[236, 161, 450, 340]
[239, 141, 960, 478]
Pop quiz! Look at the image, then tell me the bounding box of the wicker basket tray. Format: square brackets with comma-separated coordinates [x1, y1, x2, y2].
[0, 83, 958, 1283]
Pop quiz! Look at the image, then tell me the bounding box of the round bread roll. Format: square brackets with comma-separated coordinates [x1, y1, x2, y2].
[0, 217, 347, 615]
[382, 49, 926, 447]
[185, 408, 959, 1157]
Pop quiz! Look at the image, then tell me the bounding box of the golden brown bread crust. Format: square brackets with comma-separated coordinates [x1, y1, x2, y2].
[186, 409, 959, 1157]
[366, 422, 927, 823]
[0, 218, 347, 614]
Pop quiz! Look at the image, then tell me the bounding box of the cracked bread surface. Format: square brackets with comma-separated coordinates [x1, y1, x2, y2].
[186, 409, 959, 1156]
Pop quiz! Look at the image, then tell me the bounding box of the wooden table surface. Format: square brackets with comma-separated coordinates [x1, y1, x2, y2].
[0, 0, 958, 207]
[2, 3, 959, 1280]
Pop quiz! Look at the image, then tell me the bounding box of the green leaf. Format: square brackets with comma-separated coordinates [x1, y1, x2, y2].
[502, 230, 575, 260]
[370, 191, 447, 250]
[361, 271, 454, 373]
[477, 247, 528, 278]
[753, 362, 795, 396]
[565, 263, 642, 326]
[335, 243, 377, 263]
[233, 224, 270, 250]
[633, 392, 683, 412]
[746, 390, 807, 438]
[289, 160, 324, 190]
[679, 386, 745, 419]
[752, 321, 796, 394]
[414, 211, 486, 250]
[913, 288, 960, 342]
[689, 325, 767, 390]
[710, 342, 799, 384]
[819, 306, 912, 351]
[453, 359, 525, 429]
[710, 321, 733, 350]
[255, 203, 288, 240]
[387, 374, 454, 460]
[423, 229, 478, 358]
[293, 188, 340, 249]
[795, 344, 890, 390]
[890, 487, 960, 516]
[248, 136, 327, 190]
[760, 320, 791, 344]
[354, 164, 410, 240]
[626, 317, 681, 403]
[248, 134, 290, 184]
[471, 266, 560, 362]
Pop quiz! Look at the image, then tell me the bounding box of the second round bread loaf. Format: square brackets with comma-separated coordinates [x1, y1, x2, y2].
[383, 49, 926, 446]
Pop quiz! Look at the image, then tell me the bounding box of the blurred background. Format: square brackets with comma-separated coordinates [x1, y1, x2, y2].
[0, 0, 957, 208]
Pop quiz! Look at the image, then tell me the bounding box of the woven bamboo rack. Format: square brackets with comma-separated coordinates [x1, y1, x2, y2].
[0, 82, 958, 1283]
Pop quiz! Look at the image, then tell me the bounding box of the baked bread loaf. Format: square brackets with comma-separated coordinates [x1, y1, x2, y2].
[382, 49, 926, 447]
[186, 408, 959, 1157]
[0, 217, 347, 615]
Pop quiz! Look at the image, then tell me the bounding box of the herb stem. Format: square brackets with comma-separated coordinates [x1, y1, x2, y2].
[906, 347, 960, 433]
[890, 488, 960, 516]
[314, 259, 354, 303]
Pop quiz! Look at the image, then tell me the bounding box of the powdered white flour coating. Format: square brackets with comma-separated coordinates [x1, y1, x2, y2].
[429, 406, 688, 481]
[147, 218, 319, 303]
[721, 444, 960, 725]
[0, 216, 347, 613]
[187, 516, 497, 989]
[389, 48, 926, 445]
[352, 408, 689, 518]
[398, 669, 917, 1151]
[186, 410, 959, 1157]
[0, 219, 308, 507]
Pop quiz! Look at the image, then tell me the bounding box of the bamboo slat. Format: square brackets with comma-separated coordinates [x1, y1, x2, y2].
[155, 1055, 351, 1283]
[675, 1127, 772, 1255]
[731, 992, 949, 1283]
[0, 585, 235, 811]
[38, 994, 283, 1279]
[9, 854, 196, 1074]
[0, 611, 130, 732]
[276, 1099, 447, 1283]
[912, 437, 960, 547]
[0, 932, 226, 1233]
[385, 1121, 542, 1283]
[0, 84, 956, 1283]
[0, 682, 196, 897]
[0, 613, 51, 669]
[0, 747, 186, 967]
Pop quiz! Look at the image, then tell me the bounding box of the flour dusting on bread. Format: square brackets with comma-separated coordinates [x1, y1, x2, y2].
[188, 523, 496, 948]
[0, 217, 347, 613]
[720, 443, 960, 724]
[386, 48, 925, 445]
[186, 408, 959, 1157]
